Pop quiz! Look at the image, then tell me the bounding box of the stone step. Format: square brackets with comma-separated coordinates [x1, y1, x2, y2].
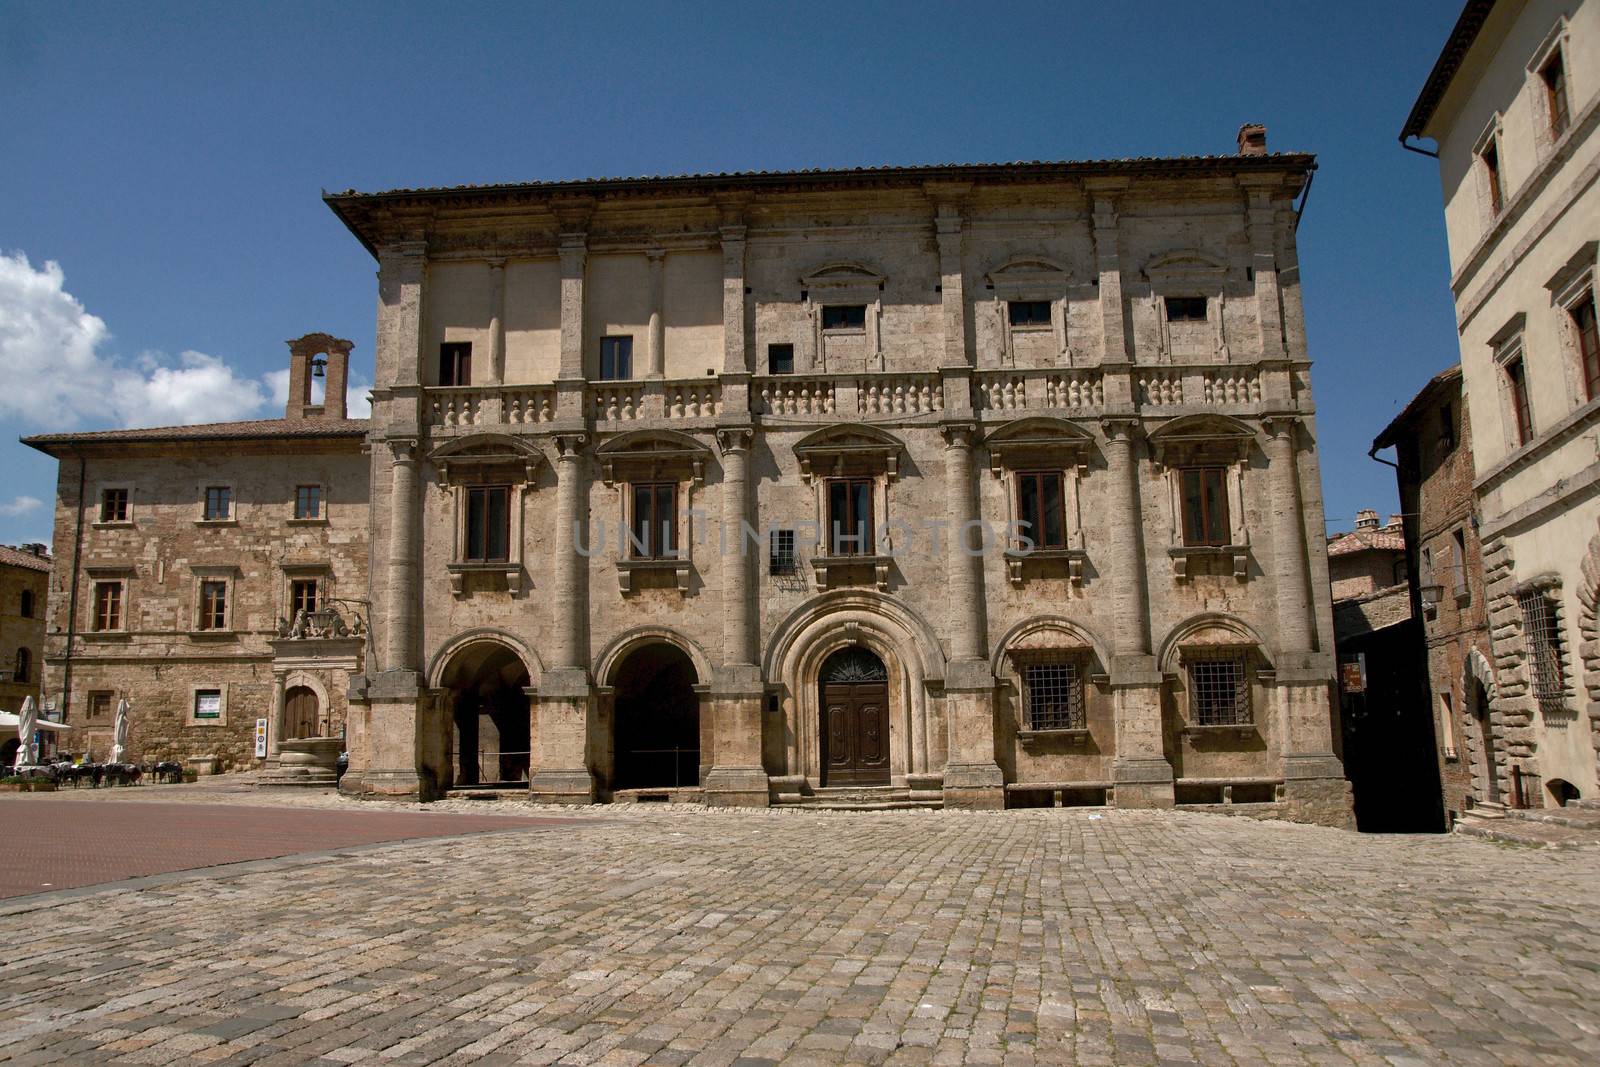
[773, 785, 943, 811]
[1502, 806, 1600, 831]
[1456, 817, 1599, 848]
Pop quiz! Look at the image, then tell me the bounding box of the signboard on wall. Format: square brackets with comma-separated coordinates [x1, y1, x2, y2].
[1339, 656, 1367, 695]
[194, 690, 222, 720]
[254, 718, 268, 758]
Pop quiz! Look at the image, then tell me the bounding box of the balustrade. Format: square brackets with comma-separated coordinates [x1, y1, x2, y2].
[756, 377, 836, 416]
[976, 370, 1104, 412]
[856, 374, 943, 415]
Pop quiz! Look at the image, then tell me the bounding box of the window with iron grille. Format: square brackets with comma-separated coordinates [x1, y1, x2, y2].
[1187, 653, 1250, 726]
[198, 580, 228, 631]
[769, 528, 796, 575]
[767, 343, 794, 375]
[86, 690, 113, 723]
[1020, 658, 1085, 731]
[1518, 590, 1568, 715]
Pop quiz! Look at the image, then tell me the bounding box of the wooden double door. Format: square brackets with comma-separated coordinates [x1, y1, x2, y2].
[822, 681, 890, 786]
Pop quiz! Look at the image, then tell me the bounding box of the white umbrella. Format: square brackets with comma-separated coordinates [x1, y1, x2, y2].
[13, 696, 36, 769]
[111, 697, 130, 764]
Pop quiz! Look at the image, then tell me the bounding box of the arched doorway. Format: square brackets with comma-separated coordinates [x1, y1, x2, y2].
[819, 646, 889, 786]
[284, 686, 319, 739]
[612, 643, 699, 790]
[440, 641, 531, 787]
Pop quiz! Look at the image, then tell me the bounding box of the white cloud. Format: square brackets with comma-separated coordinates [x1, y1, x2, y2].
[0, 495, 41, 518]
[0, 251, 325, 430]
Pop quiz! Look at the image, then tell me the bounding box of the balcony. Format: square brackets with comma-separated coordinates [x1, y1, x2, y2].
[976, 369, 1104, 413]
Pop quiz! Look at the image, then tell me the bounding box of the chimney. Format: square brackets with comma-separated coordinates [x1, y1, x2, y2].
[285, 333, 354, 421]
[23, 543, 48, 558]
[1354, 508, 1378, 530]
[1387, 514, 1404, 530]
[1237, 123, 1267, 156]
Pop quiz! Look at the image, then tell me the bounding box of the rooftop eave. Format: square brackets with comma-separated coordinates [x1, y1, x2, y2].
[1400, 0, 1499, 145]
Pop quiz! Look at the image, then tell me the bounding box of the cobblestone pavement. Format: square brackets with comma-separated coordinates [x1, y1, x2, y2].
[0, 801, 1596, 1066]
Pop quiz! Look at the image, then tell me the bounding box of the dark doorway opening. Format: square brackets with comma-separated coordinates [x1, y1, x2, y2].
[819, 646, 890, 787]
[1337, 616, 1446, 832]
[442, 643, 531, 787]
[613, 643, 700, 789]
[1468, 674, 1500, 806]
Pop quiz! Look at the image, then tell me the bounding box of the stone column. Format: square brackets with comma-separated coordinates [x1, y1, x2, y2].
[1263, 414, 1352, 826]
[485, 258, 506, 386]
[385, 442, 419, 672]
[1102, 418, 1173, 808]
[647, 249, 666, 379]
[705, 427, 768, 806]
[940, 422, 1004, 808]
[267, 671, 286, 762]
[530, 432, 597, 803]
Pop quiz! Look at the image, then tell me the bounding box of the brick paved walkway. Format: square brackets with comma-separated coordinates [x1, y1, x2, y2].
[0, 798, 578, 898]
[0, 803, 1596, 1065]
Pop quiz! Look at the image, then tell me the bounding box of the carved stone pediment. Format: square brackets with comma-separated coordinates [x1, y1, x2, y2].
[595, 428, 711, 486]
[984, 417, 1095, 476]
[1147, 414, 1255, 468]
[792, 423, 904, 481]
[429, 433, 545, 486]
[1143, 249, 1228, 288]
[985, 257, 1073, 293]
[800, 261, 885, 292]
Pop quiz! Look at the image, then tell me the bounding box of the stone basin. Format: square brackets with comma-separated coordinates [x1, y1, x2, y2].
[259, 737, 342, 788]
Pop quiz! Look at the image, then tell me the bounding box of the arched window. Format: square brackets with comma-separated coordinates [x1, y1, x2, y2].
[19, 589, 33, 618]
[13, 648, 30, 683]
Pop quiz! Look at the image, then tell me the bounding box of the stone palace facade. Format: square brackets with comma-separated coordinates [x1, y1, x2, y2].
[28, 131, 1353, 823]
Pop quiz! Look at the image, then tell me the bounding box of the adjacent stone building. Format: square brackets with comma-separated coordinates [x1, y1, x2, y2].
[25, 337, 369, 768]
[0, 544, 50, 758]
[27, 131, 1354, 824]
[1374, 366, 1495, 822]
[1402, 0, 1600, 806]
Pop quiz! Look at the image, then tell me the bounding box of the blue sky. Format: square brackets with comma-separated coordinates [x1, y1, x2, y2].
[0, 0, 1464, 547]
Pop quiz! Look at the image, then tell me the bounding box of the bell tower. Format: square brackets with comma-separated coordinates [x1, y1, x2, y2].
[285, 333, 354, 420]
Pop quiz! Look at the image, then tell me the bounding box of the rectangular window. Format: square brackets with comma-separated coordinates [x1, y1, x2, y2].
[439, 342, 472, 387]
[1188, 654, 1250, 726]
[1165, 296, 1208, 322]
[464, 486, 511, 563]
[769, 528, 797, 575]
[1440, 691, 1458, 760]
[193, 689, 222, 721]
[92, 581, 123, 632]
[99, 488, 129, 522]
[1015, 471, 1066, 549]
[1438, 401, 1456, 452]
[599, 336, 633, 381]
[827, 478, 874, 556]
[198, 580, 228, 631]
[1179, 467, 1230, 547]
[1451, 528, 1468, 595]
[1482, 141, 1503, 215]
[1506, 356, 1533, 445]
[821, 304, 867, 331]
[1022, 659, 1085, 731]
[1542, 51, 1570, 138]
[294, 485, 322, 520]
[203, 486, 231, 521]
[87, 690, 113, 723]
[1519, 590, 1568, 716]
[1572, 296, 1600, 403]
[629, 482, 677, 560]
[290, 578, 320, 619]
[1007, 300, 1052, 327]
[767, 343, 795, 375]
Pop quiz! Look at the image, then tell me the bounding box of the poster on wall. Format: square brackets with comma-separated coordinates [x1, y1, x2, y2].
[254, 718, 268, 758]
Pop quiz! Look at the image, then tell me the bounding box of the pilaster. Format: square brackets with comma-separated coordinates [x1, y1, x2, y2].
[1243, 183, 1288, 359]
[647, 248, 666, 379]
[485, 257, 506, 387]
[1087, 182, 1129, 363]
[384, 441, 419, 674]
[376, 241, 427, 390]
[719, 213, 750, 375]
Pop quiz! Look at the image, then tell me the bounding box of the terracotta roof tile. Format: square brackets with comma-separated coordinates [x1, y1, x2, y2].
[0, 545, 51, 572]
[1327, 528, 1407, 557]
[22, 418, 369, 450]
